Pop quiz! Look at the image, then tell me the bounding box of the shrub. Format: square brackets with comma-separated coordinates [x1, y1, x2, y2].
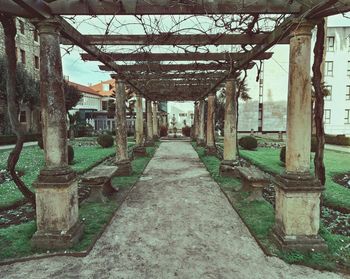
[160, 125, 168, 137]
[280, 146, 286, 163]
[68, 145, 74, 165]
[238, 136, 258, 150]
[0, 133, 41, 145]
[325, 134, 350, 146]
[97, 134, 114, 148]
[182, 126, 191, 137]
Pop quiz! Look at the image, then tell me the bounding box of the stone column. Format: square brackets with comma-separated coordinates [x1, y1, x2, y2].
[197, 100, 205, 146]
[134, 94, 147, 156]
[31, 18, 83, 249]
[145, 99, 154, 146]
[220, 78, 240, 177]
[115, 79, 132, 175]
[205, 93, 216, 155]
[152, 101, 159, 140]
[273, 20, 326, 251]
[192, 102, 199, 141]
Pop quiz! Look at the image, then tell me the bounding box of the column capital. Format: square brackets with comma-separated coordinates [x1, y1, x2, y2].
[34, 18, 62, 36]
[290, 19, 316, 38]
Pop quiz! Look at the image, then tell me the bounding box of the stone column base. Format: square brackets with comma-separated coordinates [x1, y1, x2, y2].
[205, 146, 217, 156]
[144, 140, 154, 147]
[115, 159, 132, 176]
[32, 221, 84, 250]
[271, 226, 327, 252]
[133, 146, 147, 157]
[196, 139, 205, 147]
[32, 168, 83, 249]
[273, 173, 327, 252]
[219, 160, 240, 178]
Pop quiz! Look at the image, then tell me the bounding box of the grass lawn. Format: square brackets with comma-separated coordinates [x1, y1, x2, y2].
[192, 142, 350, 272]
[239, 147, 350, 210]
[0, 144, 158, 261]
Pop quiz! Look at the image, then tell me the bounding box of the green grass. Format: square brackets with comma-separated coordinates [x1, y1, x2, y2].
[192, 142, 350, 272]
[0, 142, 136, 208]
[240, 147, 350, 210]
[0, 144, 158, 261]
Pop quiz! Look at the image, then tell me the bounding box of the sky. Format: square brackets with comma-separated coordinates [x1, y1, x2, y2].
[61, 13, 350, 87]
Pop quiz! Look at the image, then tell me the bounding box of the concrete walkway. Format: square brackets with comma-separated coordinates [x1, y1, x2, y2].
[0, 142, 347, 279]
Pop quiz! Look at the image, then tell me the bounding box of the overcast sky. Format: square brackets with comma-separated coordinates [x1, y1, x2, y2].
[61, 13, 350, 86]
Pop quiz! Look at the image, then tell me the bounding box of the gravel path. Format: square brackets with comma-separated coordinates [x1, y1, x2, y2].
[0, 141, 348, 279]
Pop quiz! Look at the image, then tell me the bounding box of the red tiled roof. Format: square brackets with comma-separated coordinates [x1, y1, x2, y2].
[90, 79, 115, 97]
[67, 81, 100, 96]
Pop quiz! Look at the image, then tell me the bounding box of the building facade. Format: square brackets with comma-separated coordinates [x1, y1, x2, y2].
[0, 17, 41, 135]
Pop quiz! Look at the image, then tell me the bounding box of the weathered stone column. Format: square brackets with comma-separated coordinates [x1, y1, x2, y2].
[152, 101, 159, 140]
[205, 93, 216, 155]
[135, 94, 143, 146]
[115, 78, 132, 175]
[197, 100, 205, 146]
[192, 102, 199, 141]
[32, 18, 83, 249]
[134, 94, 146, 156]
[145, 99, 154, 146]
[220, 78, 240, 177]
[273, 20, 326, 251]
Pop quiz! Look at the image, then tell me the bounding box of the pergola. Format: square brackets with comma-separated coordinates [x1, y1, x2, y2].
[1, 0, 349, 251]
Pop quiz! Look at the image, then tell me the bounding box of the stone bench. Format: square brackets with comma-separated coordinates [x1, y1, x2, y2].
[81, 166, 119, 203]
[237, 166, 270, 201]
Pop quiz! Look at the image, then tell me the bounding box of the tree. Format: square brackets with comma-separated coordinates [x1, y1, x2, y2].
[215, 76, 250, 135]
[64, 82, 82, 112]
[0, 14, 35, 205]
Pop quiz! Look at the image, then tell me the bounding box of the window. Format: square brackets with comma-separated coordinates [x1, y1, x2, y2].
[345, 109, 350, 124]
[179, 113, 187, 117]
[102, 101, 108, 110]
[102, 83, 110, 91]
[34, 29, 39, 42]
[325, 85, 332, 101]
[324, 109, 331, 124]
[347, 61, 350, 77]
[20, 49, 26, 64]
[327, 36, 335, 52]
[346, 86, 350, 101]
[19, 20, 25, 34]
[19, 111, 26, 123]
[325, 61, 333, 76]
[34, 56, 39, 69]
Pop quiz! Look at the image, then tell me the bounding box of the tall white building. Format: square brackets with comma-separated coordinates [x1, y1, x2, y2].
[323, 26, 350, 135]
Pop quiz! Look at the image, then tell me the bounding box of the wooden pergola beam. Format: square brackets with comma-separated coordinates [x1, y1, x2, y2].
[99, 63, 232, 72]
[65, 34, 289, 46]
[195, 0, 342, 101]
[82, 52, 273, 62]
[0, 0, 305, 16]
[1, 0, 348, 17]
[10, 0, 148, 99]
[112, 72, 227, 80]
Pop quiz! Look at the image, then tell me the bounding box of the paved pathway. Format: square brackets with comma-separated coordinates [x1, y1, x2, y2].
[0, 142, 348, 279]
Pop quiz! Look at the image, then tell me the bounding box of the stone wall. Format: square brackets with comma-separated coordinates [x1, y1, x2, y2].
[238, 100, 259, 132]
[0, 17, 40, 79]
[262, 101, 287, 132]
[0, 17, 40, 135]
